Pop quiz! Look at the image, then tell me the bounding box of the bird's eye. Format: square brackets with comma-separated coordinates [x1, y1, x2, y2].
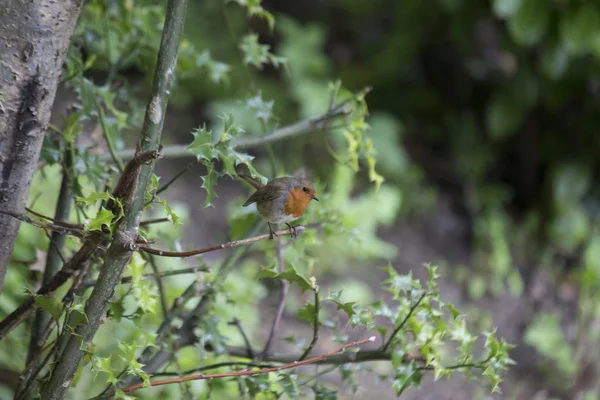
[302, 186, 308, 193]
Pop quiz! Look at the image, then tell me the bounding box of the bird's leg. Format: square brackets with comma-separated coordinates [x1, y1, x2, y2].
[268, 222, 278, 240]
[285, 223, 297, 239]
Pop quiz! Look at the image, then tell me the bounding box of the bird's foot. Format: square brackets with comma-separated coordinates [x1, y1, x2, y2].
[268, 223, 279, 240]
[285, 223, 297, 239]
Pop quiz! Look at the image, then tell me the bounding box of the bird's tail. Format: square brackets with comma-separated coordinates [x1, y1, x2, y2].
[238, 174, 264, 189]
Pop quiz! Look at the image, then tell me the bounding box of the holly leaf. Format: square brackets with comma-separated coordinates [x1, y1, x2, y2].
[219, 113, 244, 142]
[278, 264, 313, 293]
[187, 125, 215, 161]
[297, 303, 316, 324]
[35, 295, 63, 321]
[87, 207, 115, 232]
[201, 165, 218, 208]
[76, 191, 112, 205]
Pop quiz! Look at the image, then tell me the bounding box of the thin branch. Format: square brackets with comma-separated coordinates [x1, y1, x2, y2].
[156, 160, 198, 196]
[117, 336, 375, 394]
[95, 100, 124, 172]
[148, 361, 274, 378]
[381, 292, 427, 352]
[228, 318, 255, 359]
[299, 287, 320, 361]
[25, 207, 82, 230]
[106, 102, 353, 162]
[147, 256, 169, 318]
[139, 217, 171, 226]
[260, 236, 288, 358]
[0, 209, 83, 238]
[232, 103, 352, 149]
[138, 225, 306, 258]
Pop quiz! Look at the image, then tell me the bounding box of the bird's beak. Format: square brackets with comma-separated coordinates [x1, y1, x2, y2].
[311, 195, 319, 201]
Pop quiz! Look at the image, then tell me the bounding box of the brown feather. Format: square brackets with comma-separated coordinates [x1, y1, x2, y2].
[242, 178, 287, 206]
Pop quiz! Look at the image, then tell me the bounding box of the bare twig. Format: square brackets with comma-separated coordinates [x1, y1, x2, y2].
[228, 318, 255, 359]
[25, 207, 82, 230]
[148, 361, 274, 378]
[381, 292, 427, 352]
[139, 217, 170, 226]
[96, 100, 124, 172]
[0, 209, 83, 238]
[155, 160, 198, 196]
[260, 236, 288, 358]
[139, 225, 306, 258]
[147, 256, 169, 318]
[118, 336, 375, 394]
[299, 287, 320, 361]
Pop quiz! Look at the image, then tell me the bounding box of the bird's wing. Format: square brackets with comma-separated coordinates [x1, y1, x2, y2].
[242, 180, 286, 206]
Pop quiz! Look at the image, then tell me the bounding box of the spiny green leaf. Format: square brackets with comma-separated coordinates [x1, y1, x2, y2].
[232, 0, 275, 31]
[157, 199, 182, 224]
[297, 303, 316, 324]
[258, 264, 278, 279]
[76, 191, 112, 205]
[35, 295, 63, 321]
[201, 166, 218, 208]
[87, 207, 115, 232]
[278, 264, 313, 292]
[187, 125, 215, 161]
[219, 113, 245, 142]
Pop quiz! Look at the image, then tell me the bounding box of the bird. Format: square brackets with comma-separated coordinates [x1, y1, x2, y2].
[239, 174, 319, 239]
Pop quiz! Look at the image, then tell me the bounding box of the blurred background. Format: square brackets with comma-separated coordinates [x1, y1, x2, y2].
[3, 0, 600, 399]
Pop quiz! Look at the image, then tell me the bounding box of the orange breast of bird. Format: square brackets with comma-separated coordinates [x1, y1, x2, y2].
[283, 188, 312, 218]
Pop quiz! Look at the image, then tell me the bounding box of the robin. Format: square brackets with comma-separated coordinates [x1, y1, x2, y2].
[239, 174, 319, 239]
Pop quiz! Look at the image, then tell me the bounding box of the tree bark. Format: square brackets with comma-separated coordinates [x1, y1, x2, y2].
[0, 0, 83, 293]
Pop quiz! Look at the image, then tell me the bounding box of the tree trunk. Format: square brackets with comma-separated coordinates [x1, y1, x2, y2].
[0, 0, 82, 293]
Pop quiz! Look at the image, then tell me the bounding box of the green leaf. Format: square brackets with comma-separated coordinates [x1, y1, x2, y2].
[200, 166, 218, 208]
[239, 34, 286, 69]
[186, 125, 215, 161]
[87, 207, 115, 232]
[258, 264, 278, 279]
[157, 199, 182, 225]
[278, 264, 313, 292]
[232, 0, 275, 31]
[219, 113, 245, 142]
[240, 33, 270, 69]
[69, 308, 89, 330]
[312, 384, 337, 400]
[331, 299, 357, 319]
[279, 373, 298, 399]
[393, 361, 421, 396]
[35, 295, 63, 321]
[297, 303, 316, 324]
[76, 191, 112, 205]
[507, 0, 549, 46]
